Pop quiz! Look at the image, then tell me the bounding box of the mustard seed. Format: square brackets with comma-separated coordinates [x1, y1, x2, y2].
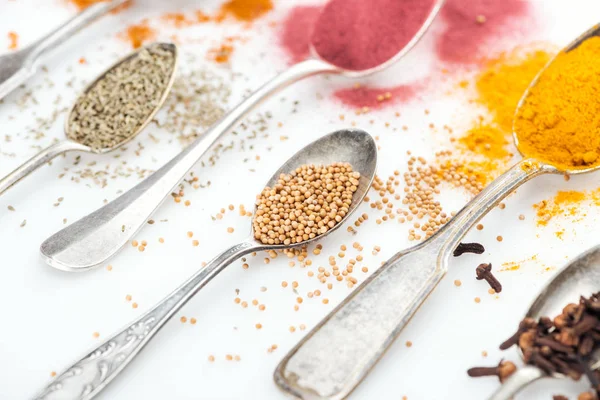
[252, 163, 360, 245]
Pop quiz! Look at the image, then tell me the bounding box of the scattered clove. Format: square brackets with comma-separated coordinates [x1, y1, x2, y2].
[475, 263, 502, 293]
[453, 242, 485, 257]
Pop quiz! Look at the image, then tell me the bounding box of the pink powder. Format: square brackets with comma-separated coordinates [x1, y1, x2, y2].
[334, 84, 418, 109]
[436, 0, 531, 64]
[311, 0, 435, 71]
[280, 5, 322, 64]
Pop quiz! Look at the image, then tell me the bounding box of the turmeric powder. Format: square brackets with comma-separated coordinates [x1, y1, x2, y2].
[455, 48, 552, 184]
[515, 36, 600, 170]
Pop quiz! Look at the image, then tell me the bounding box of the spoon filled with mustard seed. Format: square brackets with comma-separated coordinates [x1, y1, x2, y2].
[0, 42, 178, 196]
[33, 129, 376, 400]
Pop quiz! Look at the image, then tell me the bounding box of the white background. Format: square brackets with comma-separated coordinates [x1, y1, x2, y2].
[2, 0, 600, 399]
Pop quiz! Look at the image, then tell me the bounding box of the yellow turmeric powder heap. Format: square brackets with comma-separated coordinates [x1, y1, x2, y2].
[515, 36, 600, 170]
[453, 48, 552, 185]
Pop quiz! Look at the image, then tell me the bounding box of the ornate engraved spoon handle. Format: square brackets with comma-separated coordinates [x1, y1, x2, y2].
[34, 240, 257, 400]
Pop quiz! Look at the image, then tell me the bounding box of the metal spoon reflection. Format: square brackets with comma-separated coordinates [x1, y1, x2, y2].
[33, 129, 377, 400]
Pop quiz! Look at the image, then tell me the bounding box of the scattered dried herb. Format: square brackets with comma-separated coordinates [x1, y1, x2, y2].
[67, 44, 175, 150]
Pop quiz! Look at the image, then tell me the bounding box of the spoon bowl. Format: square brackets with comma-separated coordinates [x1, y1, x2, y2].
[307, 0, 446, 78]
[487, 245, 600, 400]
[66, 42, 178, 155]
[34, 129, 376, 399]
[255, 128, 377, 247]
[512, 23, 600, 175]
[0, 42, 178, 196]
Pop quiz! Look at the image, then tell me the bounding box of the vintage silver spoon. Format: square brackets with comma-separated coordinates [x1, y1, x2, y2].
[0, 43, 178, 196]
[488, 245, 600, 400]
[274, 24, 600, 400]
[0, 0, 128, 101]
[33, 129, 377, 400]
[39, 0, 445, 271]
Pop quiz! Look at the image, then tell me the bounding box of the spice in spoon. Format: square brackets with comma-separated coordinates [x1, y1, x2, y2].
[67, 44, 176, 151]
[471, 292, 600, 397]
[514, 36, 600, 170]
[311, 0, 436, 71]
[252, 163, 360, 245]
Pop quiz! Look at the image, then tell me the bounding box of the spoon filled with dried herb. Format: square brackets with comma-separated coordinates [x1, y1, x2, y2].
[0, 42, 178, 196]
[475, 246, 600, 400]
[34, 129, 376, 400]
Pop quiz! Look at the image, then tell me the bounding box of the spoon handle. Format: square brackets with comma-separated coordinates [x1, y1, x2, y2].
[40, 59, 338, 271]
[27, 1, 128, 64]
[0, 140, 87, 196]
[274, 159, 550, 400]
[487, 366, 545, 400]
[34, 240, 257, 400]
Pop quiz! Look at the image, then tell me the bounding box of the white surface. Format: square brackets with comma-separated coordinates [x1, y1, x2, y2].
[1, 0, 600, 399]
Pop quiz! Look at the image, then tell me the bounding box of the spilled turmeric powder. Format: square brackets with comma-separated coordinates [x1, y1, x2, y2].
[515, 36, 600, 170]
[534, 190, 588, 226]
[7, 31, 18, 50]
[454, 47, 552, 184]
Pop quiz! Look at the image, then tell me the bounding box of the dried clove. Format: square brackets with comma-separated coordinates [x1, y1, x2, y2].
[453, 242, 485, 257]
[493, 292, 600, 397]
[500, 318, 537, 350]
[475, 263, 502, 293]
[467, 360, 516, 383]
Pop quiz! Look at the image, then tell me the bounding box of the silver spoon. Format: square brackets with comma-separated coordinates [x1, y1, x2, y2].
[0, 0, 129, 101]
[0, 43, 178, 196]
[33, 129, 377, 400]
[273, 24, 600, 400]
[39, 0, 445, 271]
[488, 245, 600, 400]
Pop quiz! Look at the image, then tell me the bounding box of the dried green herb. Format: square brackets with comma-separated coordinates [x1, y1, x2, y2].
[67, 44, 176, 150]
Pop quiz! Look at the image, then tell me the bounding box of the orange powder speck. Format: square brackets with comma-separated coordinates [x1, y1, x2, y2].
[161, 13, 195, 27]
[196, 11, 212, 23]
[7, 31, 18, 50]
[120, 20, 156, 49]
[217, 0, 273, 22]
[50, 371, 57, 377]
[79, 57, 86, 64]
[210, 44, 235, 63]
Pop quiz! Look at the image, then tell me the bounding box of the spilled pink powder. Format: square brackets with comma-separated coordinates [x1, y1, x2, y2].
[333, 84, 419, 109]
[436, 0, 531, 64]
[280, 5, 322, 64]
